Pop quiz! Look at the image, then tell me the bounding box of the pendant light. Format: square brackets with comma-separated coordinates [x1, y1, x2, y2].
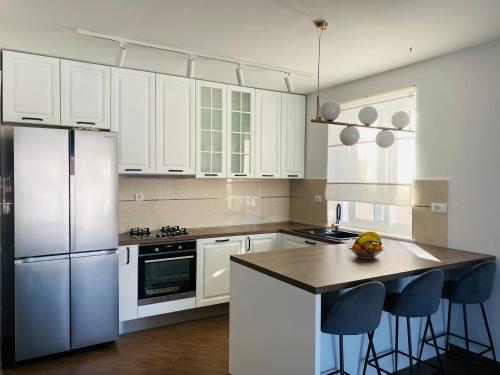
[314, 19, 329, 120]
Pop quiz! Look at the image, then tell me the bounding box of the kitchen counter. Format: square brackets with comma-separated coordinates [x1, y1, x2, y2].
[119, 221, 331, 246]
[230, 239, 495, 294]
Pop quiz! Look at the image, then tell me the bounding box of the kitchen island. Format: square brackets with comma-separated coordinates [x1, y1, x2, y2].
[229, 240, 494, 375]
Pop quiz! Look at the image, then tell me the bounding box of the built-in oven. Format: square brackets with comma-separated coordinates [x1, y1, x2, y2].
[138, 241, 196, 306]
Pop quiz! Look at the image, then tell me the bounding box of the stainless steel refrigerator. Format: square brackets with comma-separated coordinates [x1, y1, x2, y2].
[0, 126, 119, 363]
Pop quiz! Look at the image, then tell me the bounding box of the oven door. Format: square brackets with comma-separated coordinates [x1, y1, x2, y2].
[138, 250, 196, 305]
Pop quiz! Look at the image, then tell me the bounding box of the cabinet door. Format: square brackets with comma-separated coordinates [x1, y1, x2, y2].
[111, 68, 155, 174]
[2, 51, 61, 125]
[196, 236, 245, 307]
[227, 86, 255, 178]
[281, 93, 305, 178]
[118, 245, 138, 322]
[61, 60, 111, 129]
[196, 81, 227, 178]
[280, 234, 327, 250]
[255, 90, 281, 178]
[248, 233, 276, 253]
[156, 74, 195, 175]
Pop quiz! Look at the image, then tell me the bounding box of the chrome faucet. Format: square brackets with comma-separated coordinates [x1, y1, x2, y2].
[333, 203, 341, 231]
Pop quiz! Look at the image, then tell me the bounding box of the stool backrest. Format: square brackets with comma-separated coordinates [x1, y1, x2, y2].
[450, 261, 496, 304]
[322, 281, 386, 336]
[392, 269, 444, 317]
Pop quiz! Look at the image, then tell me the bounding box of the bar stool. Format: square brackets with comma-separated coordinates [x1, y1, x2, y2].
[419, 261, 497, 370]
[321, 281, 386, 375]
[369, 269, 445, 374]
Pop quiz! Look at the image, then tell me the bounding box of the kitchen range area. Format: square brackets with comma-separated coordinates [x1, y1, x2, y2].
[1, 1, 500, 375]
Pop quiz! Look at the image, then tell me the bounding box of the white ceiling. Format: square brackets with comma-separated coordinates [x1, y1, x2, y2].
[1, 0, 500, 93]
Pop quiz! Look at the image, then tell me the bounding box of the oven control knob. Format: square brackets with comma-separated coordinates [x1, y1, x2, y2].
[178, 245, 183, 250]
[155, 248, 159, 252]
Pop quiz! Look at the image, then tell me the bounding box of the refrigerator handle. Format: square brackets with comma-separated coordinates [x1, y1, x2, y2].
[15, 254, 69, 264]
[70, 131, 76, 252]
[70, 250, 118, 259]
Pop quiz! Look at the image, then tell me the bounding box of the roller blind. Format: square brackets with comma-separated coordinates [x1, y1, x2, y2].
[326, 90, 415, 206]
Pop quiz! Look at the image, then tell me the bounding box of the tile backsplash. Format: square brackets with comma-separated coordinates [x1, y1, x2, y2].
[119, 177, 290, 232]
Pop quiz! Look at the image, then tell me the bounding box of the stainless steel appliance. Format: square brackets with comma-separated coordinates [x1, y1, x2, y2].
[138, 241, 196, 306]
[0, 126, 119, 362]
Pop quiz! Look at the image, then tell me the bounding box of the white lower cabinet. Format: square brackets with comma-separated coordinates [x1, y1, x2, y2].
[118, 245, 138, 321]
[196, 236, 246, 307]
[279, 234, 328, 250]
[247, 233, 277, 253]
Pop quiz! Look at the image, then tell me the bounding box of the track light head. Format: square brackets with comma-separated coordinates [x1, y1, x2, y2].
[236, 64, 245, 86]
[284, 73, 294, 93]
[186, 55, 195, 78]
[115, 42, 127, 67]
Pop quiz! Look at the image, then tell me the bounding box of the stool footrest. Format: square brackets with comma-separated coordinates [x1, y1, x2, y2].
[368, 349, 442, 375]
[424, 331, 494, 354]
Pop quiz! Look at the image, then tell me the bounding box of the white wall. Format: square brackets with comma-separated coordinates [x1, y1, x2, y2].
[306, 37, 500, 358]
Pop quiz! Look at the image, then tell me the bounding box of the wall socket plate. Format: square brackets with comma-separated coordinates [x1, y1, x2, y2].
[135, 193, 144, 201]
[431, 202, 448, 213]
[314, 195, 323, 203]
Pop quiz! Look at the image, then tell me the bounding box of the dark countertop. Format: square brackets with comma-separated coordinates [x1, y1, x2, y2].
[119, 221, 335, 246]
[230, 239, 495, 294]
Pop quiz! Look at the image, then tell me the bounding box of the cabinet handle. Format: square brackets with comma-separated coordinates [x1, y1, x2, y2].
[262, 174, 274, 177]
[288, 174, 299, 178]
[235, 174, 247, 177]
[246, 236, 251, 252]
[126, 246, 130, 265]
[215, 238, 230, 243]
[305, 240, 317, 245]
[168, 169, 184, 173]
[125, 168, 143, 172]
[21, 117, 43, 121]
[204, 173, 218, 177]
[76, 121, 96, 125]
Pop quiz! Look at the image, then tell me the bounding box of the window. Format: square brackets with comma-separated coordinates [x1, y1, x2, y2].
[326, 88, 415, 238]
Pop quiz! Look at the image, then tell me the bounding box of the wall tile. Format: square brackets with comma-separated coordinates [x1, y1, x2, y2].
[289, 179, 328, 226]
[412, 206, 448, 247]
[412, 179, 448, 207]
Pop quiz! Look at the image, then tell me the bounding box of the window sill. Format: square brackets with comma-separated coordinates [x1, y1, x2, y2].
[338, 225, 414, 242]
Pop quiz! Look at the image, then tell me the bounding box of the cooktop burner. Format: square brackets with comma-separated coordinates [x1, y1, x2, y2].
[129, 226, 189, 239]
[129, 227, 151, 237]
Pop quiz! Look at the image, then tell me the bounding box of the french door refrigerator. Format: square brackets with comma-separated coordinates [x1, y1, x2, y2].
[0, 126, 119, 363]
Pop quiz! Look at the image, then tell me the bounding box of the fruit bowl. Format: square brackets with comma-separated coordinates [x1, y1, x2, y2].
[350, 232, 383, 259]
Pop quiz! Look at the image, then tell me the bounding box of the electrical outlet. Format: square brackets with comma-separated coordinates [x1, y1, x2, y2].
[135, 193, 144, 201]
[314, 195, 323, 203]
[431, 202, 448, 214]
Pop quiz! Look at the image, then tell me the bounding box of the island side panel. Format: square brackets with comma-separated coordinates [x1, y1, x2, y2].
[229, 261, 321, 375]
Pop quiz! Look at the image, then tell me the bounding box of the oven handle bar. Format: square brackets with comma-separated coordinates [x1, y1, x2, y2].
[144, 255, 194, 264]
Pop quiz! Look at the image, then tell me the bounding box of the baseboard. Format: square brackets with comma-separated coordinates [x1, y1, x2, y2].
[449, 343, 499, 366]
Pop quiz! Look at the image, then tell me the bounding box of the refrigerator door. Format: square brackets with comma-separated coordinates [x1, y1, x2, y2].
[70, 250, 119, 349]
[72, 130, 118, 252]
[14, 127, 70, 258]
[15, 256, 70, 361]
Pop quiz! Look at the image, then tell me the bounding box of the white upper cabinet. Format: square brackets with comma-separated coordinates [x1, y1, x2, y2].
[156, 74, 196, 175]
[227, 86, 255, 178]
[61, 60, 111, 129]
[111, 68, 155, 174]
[196, 81, 227, 178]
[2, 51, 61, 125]
[255, 90, 281, 178]
[281, 93, 305, 178]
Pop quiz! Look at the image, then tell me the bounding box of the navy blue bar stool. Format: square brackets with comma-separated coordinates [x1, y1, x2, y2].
[322, 281, 386, 375]
[369, 269, 445, 374]
[419, 261, 497, 371]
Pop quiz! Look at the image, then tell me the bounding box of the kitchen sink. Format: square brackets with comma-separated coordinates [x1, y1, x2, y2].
[293, 227, 359, 240]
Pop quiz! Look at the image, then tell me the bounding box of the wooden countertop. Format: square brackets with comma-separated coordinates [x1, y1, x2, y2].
[119, 222, 324, 246]
[230, 240, 495, 294]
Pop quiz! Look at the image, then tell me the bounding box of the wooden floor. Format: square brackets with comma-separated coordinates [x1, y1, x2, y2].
[4, 313, 498, 375]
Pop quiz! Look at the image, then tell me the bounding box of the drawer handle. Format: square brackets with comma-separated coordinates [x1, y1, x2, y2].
[125, 168, 143, 172]
[126, 246, 130, 265]
[21, 117, 43, 121]
[76, 121, 96, 125]
[215, 239, 230, 243]
[262, 174, 274, 177]
[288, 174, 299, 178]
[305, 240, 317, 245]
[235, 174, 247, 177]
[168, 169, 184, 173]
[204, 173, 218, 177]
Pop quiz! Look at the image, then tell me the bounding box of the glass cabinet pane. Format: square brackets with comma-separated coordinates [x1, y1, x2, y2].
[242, 92, 251, 112]
[232, 92, 241, 111]
[200, 153, 211, 172]
[241, 113, 250, 133]
[231, 154, 241, 174]
[212, 110, 222, 130]
[229, 88, 253, 176]
[201, 87, 211, 108]
[201, 109, 211, 130]
[212, 131, 222, 152]
[201, 131, 211, 152]
[212, 89, 222, 109]
[212, 153, 222, 172]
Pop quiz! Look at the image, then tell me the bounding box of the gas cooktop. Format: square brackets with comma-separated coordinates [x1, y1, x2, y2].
[129, 226, 189, 239]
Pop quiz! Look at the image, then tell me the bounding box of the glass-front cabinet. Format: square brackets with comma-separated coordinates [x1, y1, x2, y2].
[196, 81, 227, 178]
[227, 86, 255, 178]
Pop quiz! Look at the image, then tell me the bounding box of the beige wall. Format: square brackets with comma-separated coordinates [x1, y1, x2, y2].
[119, 177, 290, 232]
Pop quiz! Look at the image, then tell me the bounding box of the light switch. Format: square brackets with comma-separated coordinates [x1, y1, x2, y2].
[314, 195, 323, 203]
[431, 202, 448, 213]
[135, 193, 144, 201]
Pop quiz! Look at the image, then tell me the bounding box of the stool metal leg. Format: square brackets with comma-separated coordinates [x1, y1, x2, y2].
[446, 300, 452, 351]
[418, 317, 429, 361]
[428, 316, 445, 374]
[339, 335, 344, 375]
[362, 333, 370, 375]
[395, 316, 399, 374]
[368, 331, 382, 375]
[407, 317, 413, 375]
[463, 304, 471, 374]
[480, 302, 498, 371]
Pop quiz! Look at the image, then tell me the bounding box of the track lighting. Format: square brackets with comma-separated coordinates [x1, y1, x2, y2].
[186, 55, 195, 78]
[115, 42, 127, 67]
[236, 64, 245, 86]
[284, 73, 294, 93]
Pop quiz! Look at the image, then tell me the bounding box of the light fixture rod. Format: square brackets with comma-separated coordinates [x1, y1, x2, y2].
[76, 28, 313, 78]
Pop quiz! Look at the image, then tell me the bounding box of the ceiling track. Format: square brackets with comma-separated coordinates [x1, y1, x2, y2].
[76, 28, 314, 78]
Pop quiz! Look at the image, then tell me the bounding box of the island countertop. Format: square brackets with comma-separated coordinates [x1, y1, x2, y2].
[230, 240, 495, 294]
